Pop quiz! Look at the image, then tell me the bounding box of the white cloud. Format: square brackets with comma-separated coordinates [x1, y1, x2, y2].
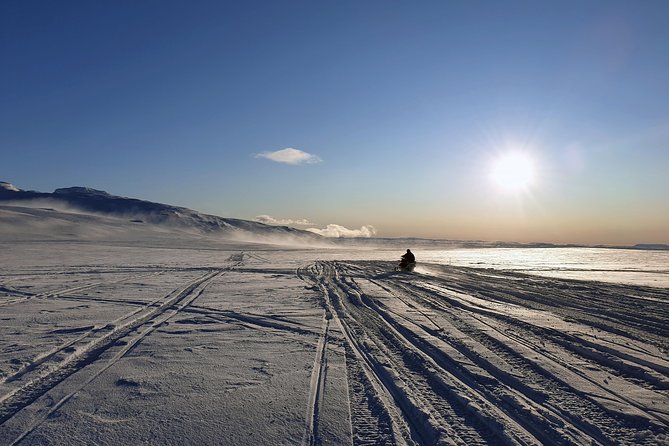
[255, 147, 322, 165]
[254, 214, 314, 226]
[306, 224, 377, 238]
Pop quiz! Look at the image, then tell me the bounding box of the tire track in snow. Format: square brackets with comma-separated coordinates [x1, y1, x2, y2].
[299, 262, 403, 446]
[400, 277, 669, 419]
[381, 272, 669, 445]
[316, 261, 668, 445]
[421, 265, 669, 348]
[1, 272, 179, 386]
[183, 306, 320, 336]
[302, 311, 330, 446]
[5, 270, 224, 446]
[362, 276, 600, 445]
[305, 261, 519, 446]
[334, 266, 540, 446]
[0, 269, 223, 436]
[0, 272, 159, 308]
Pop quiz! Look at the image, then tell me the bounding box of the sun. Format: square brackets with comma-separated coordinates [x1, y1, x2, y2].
[490, 152, 535, 192]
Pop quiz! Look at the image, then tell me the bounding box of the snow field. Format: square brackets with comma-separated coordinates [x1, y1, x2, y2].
[0, 242, 667, 445]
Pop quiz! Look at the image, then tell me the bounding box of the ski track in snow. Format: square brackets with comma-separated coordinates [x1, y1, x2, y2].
[0, 253, 668, 445]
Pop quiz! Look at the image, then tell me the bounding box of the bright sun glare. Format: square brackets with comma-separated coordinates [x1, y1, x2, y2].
[490, 152, 535, 192]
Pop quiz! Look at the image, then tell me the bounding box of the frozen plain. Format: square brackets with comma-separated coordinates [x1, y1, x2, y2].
[1, 233, 668, 444]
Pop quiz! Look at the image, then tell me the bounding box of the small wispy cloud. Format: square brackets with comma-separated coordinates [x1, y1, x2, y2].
[306, 224, 377, 238]
[254, 214, 314, 226]
[255, 147, 322, 165]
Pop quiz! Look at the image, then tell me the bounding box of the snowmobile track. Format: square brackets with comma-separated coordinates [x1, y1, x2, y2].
[0, 268, 225, 443]
[393, 278, 669, 427]
[302, 312, 330, 446]
[379, 267, 669, 445]
[303, 262, 522, 446]
[300, 261, 669, 446]
[0, 271, 158, 308]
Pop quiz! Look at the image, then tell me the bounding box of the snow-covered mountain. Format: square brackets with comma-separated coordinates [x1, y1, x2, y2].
[0, 182, 325, 245]
[0, 181, 20, 192]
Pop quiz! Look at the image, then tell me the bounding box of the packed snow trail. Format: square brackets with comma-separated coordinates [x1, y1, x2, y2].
[298, 261, 669, 446]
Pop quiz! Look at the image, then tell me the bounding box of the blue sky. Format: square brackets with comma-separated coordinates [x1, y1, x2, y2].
[2, 1, 668, 243]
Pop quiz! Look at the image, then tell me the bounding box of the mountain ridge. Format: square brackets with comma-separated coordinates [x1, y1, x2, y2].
[0, 181, 325, 244]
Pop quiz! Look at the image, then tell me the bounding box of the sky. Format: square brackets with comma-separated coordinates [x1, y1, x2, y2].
[2, 1, 668, 244]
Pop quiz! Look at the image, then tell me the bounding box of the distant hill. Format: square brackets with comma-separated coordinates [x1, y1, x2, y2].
[632, 244, 669, 251]
[0, 181, 325, 245]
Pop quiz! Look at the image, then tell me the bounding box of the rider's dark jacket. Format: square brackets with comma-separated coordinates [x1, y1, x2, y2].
[401, 251, 415, 264]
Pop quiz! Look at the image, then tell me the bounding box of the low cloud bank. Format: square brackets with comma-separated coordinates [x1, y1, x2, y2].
[255, 148, 322, 165]
[254, 214, 313, 226]
[306, 224, 377, 238]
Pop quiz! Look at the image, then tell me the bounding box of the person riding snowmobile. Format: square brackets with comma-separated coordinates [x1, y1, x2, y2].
[398, 249, 416, 271]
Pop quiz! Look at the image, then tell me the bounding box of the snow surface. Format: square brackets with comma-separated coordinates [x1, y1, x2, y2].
[418, 247, 669, 288]
[1, 207, 668, 445]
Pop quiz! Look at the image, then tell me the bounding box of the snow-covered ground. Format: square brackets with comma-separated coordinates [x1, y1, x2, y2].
[0, 240, 667, 445]
[418, 247, 669, 288]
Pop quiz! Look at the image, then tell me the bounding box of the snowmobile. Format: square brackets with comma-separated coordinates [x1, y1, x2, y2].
[395, 261, 416, 272]
[396, 249, 416, 272]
